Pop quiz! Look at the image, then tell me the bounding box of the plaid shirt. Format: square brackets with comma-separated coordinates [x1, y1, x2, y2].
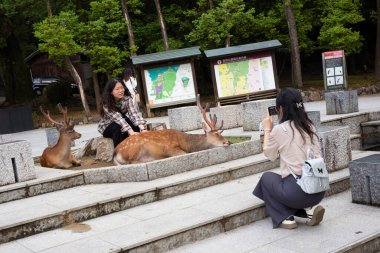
[98, 96, 147, 134]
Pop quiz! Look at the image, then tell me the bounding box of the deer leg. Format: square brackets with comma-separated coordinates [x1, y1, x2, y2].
[167, 148, 186, 157]
[61, 163, 74, 169]
[69, 153, 81, 166]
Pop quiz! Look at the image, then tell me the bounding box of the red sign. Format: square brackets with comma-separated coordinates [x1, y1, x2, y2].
[323, 50, 344, 59]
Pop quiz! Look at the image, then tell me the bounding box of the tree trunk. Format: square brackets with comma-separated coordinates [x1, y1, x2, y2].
[92, 71, 102, 113]
[153, 0, 169, 50]
[45, 0, 52, 17]
[375, 0, 380, 80]
[120, 0, 137, 56]
[284, 0, 303, 88]
[64, 56, 91, 116]
[208, 0, 214, 9]
[225, 36, 230, 47]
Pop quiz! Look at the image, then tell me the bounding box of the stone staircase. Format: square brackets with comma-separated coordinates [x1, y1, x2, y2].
[167, 190, 380, 253]
[0, 143, 379, 252]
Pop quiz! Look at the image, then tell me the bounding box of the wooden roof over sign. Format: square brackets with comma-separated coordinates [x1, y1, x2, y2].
[131, 47, 201, 65]
[204, 40, 282, 59]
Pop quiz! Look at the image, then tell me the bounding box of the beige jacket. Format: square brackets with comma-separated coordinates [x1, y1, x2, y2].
[263, 120, 321, 178]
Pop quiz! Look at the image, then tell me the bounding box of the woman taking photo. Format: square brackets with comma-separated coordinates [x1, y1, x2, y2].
[98, 78, 147, 147]
[253, 87, 326, 229]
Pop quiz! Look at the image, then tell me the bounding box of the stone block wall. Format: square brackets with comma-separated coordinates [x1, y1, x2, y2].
[306, 111, 321, 127]
[349, 154, 380, 206]
[210, 104, 243, 129]
[317, 126, 351, 172]
[242, 98, 277, 131]
[83, 139, 262, 183]
[325, 90, 359, 115]
[321, 113, 368, 135]
[168, 106, 203, 131]
[0, 140, 36, 186]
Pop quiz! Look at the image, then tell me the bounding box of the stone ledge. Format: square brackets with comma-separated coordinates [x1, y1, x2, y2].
[83, 140, 262, 183]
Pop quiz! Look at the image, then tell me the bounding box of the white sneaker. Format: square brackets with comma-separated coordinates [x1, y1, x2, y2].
[279, 216, 298, 229]
[305, 205, 325, 226]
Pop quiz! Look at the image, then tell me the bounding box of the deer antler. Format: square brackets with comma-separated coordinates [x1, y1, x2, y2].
[196, 94, 223, 131]
[40, 106, 65, 127]
[57, 103, 70, 127]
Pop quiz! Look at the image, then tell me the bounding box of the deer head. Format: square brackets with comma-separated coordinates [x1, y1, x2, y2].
[39, 104, 81, 169]
[40, 104, 81, 140]
[197, 97, 229, 147]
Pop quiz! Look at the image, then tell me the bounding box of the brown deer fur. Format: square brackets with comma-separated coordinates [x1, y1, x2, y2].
[39, 105, 82, 169]
[113, 100, 230, 164]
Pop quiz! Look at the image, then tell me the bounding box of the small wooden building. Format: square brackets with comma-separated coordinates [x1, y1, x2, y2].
[24, 50, 93, 90]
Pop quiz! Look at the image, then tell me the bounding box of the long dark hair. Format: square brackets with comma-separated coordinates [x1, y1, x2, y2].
[100, 78, 131, 116]
[276, 87, 316, 144]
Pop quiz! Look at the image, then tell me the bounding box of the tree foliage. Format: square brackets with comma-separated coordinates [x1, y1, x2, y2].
[34, 11, 84, 61]
[187, 0, 256, 48]
[85, 0, 129, 76]
[0, 0, 378, 105]
[318, 0, 364, 55]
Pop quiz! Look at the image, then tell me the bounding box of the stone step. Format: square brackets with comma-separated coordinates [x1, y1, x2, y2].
[1, 140, 261, 203]
[0, 167, 84, 204]
[361, 120, 380, 127]
[167, 190, 380, 253]
[0, 152, 278, 244]
[1, 151, 377, 252]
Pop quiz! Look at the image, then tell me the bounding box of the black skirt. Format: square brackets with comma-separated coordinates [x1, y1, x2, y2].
[253, 171, 325, 228]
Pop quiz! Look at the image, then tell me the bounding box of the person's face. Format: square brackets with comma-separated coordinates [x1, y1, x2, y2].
[112, 82, 125, 101]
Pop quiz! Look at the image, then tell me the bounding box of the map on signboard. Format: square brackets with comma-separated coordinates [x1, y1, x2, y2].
[144, 63, 196, 108]
[214, 56, 276, 98]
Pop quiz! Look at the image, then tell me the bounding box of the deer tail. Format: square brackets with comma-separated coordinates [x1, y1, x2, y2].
[113, 151, 127, 165]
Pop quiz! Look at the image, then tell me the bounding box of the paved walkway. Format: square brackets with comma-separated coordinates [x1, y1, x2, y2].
[7, 94, 380, 157]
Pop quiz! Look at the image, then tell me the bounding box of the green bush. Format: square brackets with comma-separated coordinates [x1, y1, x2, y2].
[45, 81, 72, 104]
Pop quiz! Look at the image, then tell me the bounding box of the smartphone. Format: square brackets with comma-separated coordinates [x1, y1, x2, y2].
[268, 106, 277, 116]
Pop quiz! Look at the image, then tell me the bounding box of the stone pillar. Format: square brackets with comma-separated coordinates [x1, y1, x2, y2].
[349, 154, 380, 205]
[306, 111, 321, 127]
[325, 90, 358, 115]
[0, 134, 12, 143]
[168, 106, 202, 131]
[242, 98, 277, 131]
[210, 104, 242, 129]
[0, 140, 36, 186]
[317, 126, 351, 172]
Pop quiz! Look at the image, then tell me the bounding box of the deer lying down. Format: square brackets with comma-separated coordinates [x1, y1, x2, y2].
[113, 102, 230, 165]
[40, 104, 82, 169]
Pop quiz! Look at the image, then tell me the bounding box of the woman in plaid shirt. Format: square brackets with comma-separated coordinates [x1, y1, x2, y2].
[98, 78, 147, 147]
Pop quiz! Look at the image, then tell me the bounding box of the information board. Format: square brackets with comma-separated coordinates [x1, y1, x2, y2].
[322, 50, 347, 90]
[143, 62, 196, 108]
[212, 54, 276, 98]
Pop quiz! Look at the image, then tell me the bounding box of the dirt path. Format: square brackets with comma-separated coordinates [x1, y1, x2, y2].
[35, 155, 114, 170]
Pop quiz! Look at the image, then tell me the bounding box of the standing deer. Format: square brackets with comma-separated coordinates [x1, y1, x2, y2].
[113, 101, 230, 164]
[40, 104, 82, 169]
